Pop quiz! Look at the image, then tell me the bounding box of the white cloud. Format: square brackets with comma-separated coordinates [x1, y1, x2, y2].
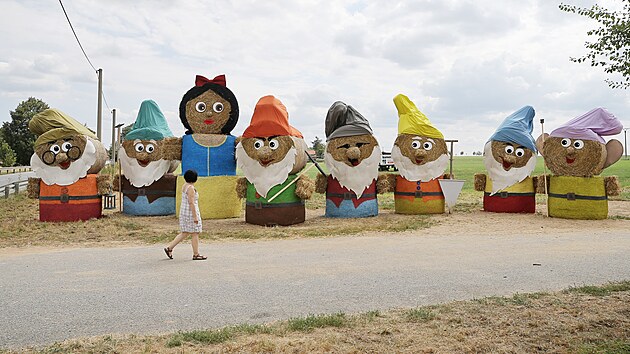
[0, 0, 627, 156]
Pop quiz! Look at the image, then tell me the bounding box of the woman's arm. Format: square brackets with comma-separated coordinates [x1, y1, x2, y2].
[186, 185, 199, 223]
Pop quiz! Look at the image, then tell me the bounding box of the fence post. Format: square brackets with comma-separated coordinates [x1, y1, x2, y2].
[4, 186, 9, 198]
[14, 182, 20, 195]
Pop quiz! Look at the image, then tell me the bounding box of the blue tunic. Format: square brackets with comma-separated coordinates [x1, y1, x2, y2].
[181, 134, 236, 177]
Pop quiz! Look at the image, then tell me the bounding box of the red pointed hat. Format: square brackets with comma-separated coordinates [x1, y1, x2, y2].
[242, 95, 303, 138]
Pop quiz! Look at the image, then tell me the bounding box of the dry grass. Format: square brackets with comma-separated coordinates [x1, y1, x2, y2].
[13, 282, 630, 353]
[0, 193, 434, 248]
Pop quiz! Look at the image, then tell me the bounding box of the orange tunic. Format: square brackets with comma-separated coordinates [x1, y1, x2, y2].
[394, 176, 445, 214]
[39, 174, 102, 222]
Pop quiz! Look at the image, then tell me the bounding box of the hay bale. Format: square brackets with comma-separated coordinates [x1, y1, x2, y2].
[315, 173, 327, 194]
[604, 176, 621, 196]
[27, 177, 40, 199]
[236, 177, 248, 198]
[376, 173, 391, 194]
[295, 175, 315, 200]
[474, 173, 486, 192]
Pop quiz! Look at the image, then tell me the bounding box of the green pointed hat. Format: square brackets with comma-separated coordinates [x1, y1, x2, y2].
[29, 108, 98, 147]
[125, 100, 173, 141]
[394, 94, 443, 139]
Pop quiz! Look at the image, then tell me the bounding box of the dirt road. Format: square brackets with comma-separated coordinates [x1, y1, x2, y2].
[1, 213, 628, 348]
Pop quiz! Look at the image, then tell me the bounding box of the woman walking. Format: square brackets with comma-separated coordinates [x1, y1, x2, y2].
[164, 169, 207, 260]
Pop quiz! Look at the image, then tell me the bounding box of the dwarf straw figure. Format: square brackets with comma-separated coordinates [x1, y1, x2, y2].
[316, 101, 388, 218]
[115, 100, 180, 215]
[384, 94, 450, 214]
[474, 106, 539, 213]
[27, 109, 110, 222]
[536, 108, 623, 219]
[235, 96, 315, 226]
[162, 74, 242, 219]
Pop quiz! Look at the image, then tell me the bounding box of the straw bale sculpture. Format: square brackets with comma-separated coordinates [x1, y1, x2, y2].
[114, 100, 179, 215]
[162, 74, 242, 218]
[536, 108, 623, 219]
[235, 95, 314, 226]
[474, 106, 539, 213]
[383, 94, 450, 214]
[27, 108, 110, 221]
[315, 101, 387, 218]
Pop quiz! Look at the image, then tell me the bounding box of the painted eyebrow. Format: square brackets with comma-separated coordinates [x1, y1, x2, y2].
[427, 138, 435, 144]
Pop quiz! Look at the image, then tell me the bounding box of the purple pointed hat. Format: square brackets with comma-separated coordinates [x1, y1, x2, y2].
[550, 108, 623, 143]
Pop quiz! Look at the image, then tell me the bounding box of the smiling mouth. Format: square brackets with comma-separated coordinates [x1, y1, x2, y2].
[349, 158, 359, 166]
[138, 159, 150, 167]
[59, 161, 71, 170]
[259, 159, 273, 167]
[415, 158, 425, 165]
[566, 157, 575, 164]
[204, 119, 214, 125]
[501, 159, 513, 170]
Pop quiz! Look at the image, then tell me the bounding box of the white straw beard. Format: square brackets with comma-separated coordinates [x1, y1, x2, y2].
[483, 141, 536, 195]
[324, 144, 381, 198]
[31, 139, 97, 186]
[236, 142, 297, 198]
[391, 145, 448, 182]
[119, 148, 172, 188]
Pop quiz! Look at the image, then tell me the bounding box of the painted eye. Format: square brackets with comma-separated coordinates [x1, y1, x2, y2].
[573, 140, 584, 149]
[146, 144, 155, 153]
[269, 138, 279, 150]
[423, 141, 433, 150]
[195, 102, 206, 113]
[50, 144, 61, 154]
[134, 143, 144, 152]
[504, 145, 514, 154]
[212, 102, 224, 113]
[253, 139, 264, 150]
[411, 141, 421, 149]
[61, 142, 72, 152]
[515, 148, 525, 157]
[561, 138, 571, 147]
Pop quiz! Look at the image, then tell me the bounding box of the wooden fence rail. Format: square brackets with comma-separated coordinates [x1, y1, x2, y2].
[0, 166, 32, 175]
[2, 180, 29, 199]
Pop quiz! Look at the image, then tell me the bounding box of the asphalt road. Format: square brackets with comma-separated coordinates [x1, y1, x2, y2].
[1, 230, 629, 348]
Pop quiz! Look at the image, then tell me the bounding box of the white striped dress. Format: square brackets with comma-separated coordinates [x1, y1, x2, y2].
[179, 184, 202, 233]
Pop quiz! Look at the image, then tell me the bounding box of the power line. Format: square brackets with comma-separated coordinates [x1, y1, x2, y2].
[58, 0, 111, 111]
[58, 0, 97, 72]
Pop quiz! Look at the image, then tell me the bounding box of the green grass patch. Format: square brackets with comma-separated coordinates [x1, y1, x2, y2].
[286, 313, 347, 332]
[565, 281, 630, 296]
[165, 323, 275, 347]
[474, 291, 549, 306]
[405, 308, 436, 322]
[576, 340, 630, 354]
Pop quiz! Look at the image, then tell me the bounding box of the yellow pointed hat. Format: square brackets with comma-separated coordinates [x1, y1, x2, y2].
[394, 94, 443, 139]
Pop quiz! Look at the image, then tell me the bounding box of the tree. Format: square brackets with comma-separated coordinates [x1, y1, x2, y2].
[0, 137, 17, 166]
[311, 136, 326, 158]
[1, 97, 49, 165]
[560, 2, 630, 89]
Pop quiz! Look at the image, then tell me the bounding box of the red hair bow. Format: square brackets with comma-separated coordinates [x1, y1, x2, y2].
[195, 74, 226, 87]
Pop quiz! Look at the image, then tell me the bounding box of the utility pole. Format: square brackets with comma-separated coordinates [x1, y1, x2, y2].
[624, 128, 628, 160]
[97, 68, 103, 140]
[110, 109, 117, 162]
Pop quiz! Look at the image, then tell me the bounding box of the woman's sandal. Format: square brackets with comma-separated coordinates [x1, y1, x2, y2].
[192, 254, 207, 261]
[164, 247, 173, 259]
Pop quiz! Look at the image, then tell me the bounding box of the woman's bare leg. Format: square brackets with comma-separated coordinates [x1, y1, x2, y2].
[191, 232, 199, 255]
[168, 232, 189, 250]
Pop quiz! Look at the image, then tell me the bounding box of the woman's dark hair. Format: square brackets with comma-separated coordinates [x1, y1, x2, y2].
[179, 83, 239, 135]
[183, 169, 198, 183]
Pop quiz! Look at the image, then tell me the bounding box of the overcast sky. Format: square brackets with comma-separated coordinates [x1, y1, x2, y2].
[1, 0, 628, 154]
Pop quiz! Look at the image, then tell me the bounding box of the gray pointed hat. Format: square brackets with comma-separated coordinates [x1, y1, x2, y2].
[325, 101, 373, 141]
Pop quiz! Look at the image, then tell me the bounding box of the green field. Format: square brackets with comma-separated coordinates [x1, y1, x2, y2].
[300, 156, 630, 201]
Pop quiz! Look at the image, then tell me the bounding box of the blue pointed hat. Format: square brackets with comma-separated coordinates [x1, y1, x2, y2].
[125, 100, 174, 141]
[488, 106, 537, 152]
